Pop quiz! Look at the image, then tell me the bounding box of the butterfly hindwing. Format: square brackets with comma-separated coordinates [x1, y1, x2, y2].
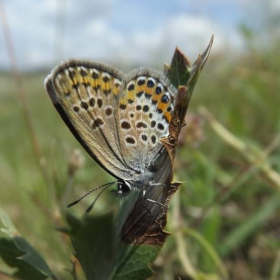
[117, 69, 176, 173]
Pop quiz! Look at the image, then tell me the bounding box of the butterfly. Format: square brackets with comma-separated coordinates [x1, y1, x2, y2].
[44, 60, 178, 206]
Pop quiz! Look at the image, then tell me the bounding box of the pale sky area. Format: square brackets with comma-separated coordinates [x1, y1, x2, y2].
[0, 0, 279, 71]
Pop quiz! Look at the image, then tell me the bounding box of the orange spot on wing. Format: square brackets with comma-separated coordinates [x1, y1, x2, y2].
[157, 101, 170, 112]
[83, 76, 89, 85]
[152, 92, 162, 101]
[125, 89, 135, 102]
[72, 76, 78, 85]
[164, 111, 172, 123]
[136, 84, 155, 96]
[113, 86, 120, 95]
[119, 98, 127, 106]
[101, 80, 109, 91]
[89, 77, 101, 89]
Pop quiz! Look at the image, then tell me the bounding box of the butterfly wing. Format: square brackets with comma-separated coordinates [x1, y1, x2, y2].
[45, 60, 135, 180]
[116, 68, 176, 175]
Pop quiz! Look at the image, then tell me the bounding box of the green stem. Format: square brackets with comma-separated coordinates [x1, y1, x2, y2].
[182, 227, 228, 280]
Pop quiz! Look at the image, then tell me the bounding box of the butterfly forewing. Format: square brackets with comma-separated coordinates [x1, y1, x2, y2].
[45, 60, 135, 180]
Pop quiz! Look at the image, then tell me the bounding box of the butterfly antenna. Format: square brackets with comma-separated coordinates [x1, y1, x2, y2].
[85, 183, 114, 213]
[67, 181, 116, 208]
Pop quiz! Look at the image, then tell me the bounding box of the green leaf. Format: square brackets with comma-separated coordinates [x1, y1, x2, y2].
[63, 191, 163, 280]
[63, 212, 115, 280]
[164, 47, 192, 88]
[111, 244, 160, 280]
[165, 35, 213, 91]
[0, 210, 53, 280]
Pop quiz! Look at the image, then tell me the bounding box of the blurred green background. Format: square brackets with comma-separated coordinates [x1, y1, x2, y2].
[1, 1, 280, 279]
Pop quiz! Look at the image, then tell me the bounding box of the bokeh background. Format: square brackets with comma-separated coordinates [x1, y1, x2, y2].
[1, 0, 280, 279]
